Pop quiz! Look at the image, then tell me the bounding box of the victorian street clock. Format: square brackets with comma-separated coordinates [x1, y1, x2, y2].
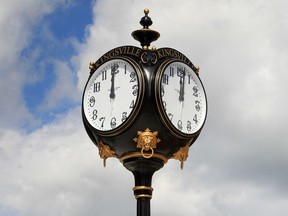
[82, 8, 207, 216]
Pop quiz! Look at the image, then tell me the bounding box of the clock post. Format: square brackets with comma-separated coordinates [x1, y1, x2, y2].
[82, 9, 207, 216]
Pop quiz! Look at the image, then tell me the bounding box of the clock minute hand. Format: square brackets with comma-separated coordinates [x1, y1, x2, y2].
[109, 63, 119, 99]
[110, 73, 115, 99]
[178, 68, 185, 102]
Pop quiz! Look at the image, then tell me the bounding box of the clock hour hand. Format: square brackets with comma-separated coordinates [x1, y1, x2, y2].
[109, 63, 119, 99]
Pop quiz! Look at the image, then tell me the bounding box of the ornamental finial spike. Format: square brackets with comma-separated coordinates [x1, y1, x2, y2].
[140, 8, 152, 29]
[131, 9, 160, 48]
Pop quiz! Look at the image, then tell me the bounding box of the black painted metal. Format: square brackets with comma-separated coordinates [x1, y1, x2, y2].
[131, 9, 160, 48]
[124, 158, 164, 216]
[82, 46, 202, 158]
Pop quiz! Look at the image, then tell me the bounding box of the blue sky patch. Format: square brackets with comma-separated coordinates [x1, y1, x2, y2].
[22, 0, 93, 128]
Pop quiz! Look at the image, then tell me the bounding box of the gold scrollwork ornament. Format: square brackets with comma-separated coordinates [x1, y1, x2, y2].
[172, 143, 190, 169]
[98, 141, 116, 167]
[140, 52, 157, 64]
[133, 128, 161, 159]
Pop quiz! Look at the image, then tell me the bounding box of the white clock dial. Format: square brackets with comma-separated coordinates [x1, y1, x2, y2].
[156, 61, 207, 136]
[83, 58, 143, 133]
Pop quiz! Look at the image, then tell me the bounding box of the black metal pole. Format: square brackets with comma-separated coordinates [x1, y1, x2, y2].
[124, 158, 164, 216]
[137, 197, 150, 216]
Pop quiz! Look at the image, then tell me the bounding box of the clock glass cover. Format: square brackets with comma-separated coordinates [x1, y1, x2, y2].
[83, 58, 143, 133]
[156, 60, 207, 136]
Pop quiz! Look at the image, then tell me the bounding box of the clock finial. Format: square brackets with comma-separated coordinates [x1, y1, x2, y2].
[144, 8, 149, 15]
[140, 8, 152, 29]
[132, 8, 160, 49]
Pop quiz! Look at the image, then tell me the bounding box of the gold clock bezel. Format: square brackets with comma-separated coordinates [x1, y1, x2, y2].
[83, 56, 145, 137]
[155, 59, 207, 139]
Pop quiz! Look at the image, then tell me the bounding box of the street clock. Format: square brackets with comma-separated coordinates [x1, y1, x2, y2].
[82, 8, 207, 216]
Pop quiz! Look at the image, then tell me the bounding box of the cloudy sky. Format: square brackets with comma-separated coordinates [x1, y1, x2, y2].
[1, 0, 288, 215]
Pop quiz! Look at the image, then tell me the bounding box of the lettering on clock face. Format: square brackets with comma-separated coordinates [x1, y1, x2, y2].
[83, 59, 140, 131]
[159, 61, 206, 134]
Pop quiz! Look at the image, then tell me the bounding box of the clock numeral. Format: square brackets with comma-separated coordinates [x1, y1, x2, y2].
[195, 100, 201, 112]
[187, 121, 192, 132]
[170, 67, 174, 77]
[193, 114, 198, 124]
[94, 82, 101, 92]
[160, 85, 165, 97]
[122, 112, 128, 122]
[130, 71, 137, 82]
[162, 101, 167, 110]
[177, 67, 185, 78]
[168, 113, 173, 121]
[124, 65, 127, 74]
[99, 117, 106, 129]
[102, 70, 107, 80]
[111, 63, 119, 75]
[193, 86, 198, 97]
[162, 74, 169, 85]
[130, 100, 135, 109]
[132, 85, 138, 96]
[92, 109, 98, 120]
[110, 117, 116, 129]
[89, 96, 95, 107]
[188, 75, 191, 84]
[177, 120, 183, 131]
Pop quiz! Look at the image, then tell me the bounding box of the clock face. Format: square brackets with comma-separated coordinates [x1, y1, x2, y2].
[83, 58, 143, 134]
[156, 60, 207, 136]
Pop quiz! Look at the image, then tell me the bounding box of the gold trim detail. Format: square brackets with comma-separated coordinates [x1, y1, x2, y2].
[195, 66, 200, 74]
[133, 186, 154, 191]
[135, 194, 152, 199]
[98, 141, 116, 167]
[144, 8, 149, 15]
[119, 152, 168, 164]
[172, 143, 190, 170]
[133, 128, 161, 159]
[89, 61, 95, 73]
[141, 51, 158, 64]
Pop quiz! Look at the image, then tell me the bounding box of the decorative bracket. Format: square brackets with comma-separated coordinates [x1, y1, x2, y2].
[133, 128, 161, 159]
[98, 141, 116, 167]
[172, 143, 190, 169]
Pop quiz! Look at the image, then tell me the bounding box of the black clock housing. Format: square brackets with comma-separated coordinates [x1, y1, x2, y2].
[82, 45, 207, 161]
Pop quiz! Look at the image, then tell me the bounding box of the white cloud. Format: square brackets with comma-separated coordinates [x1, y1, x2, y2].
[38, 60, 80, 111]
[0, 108, 135, 216]
[0, 0, 74, 129]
